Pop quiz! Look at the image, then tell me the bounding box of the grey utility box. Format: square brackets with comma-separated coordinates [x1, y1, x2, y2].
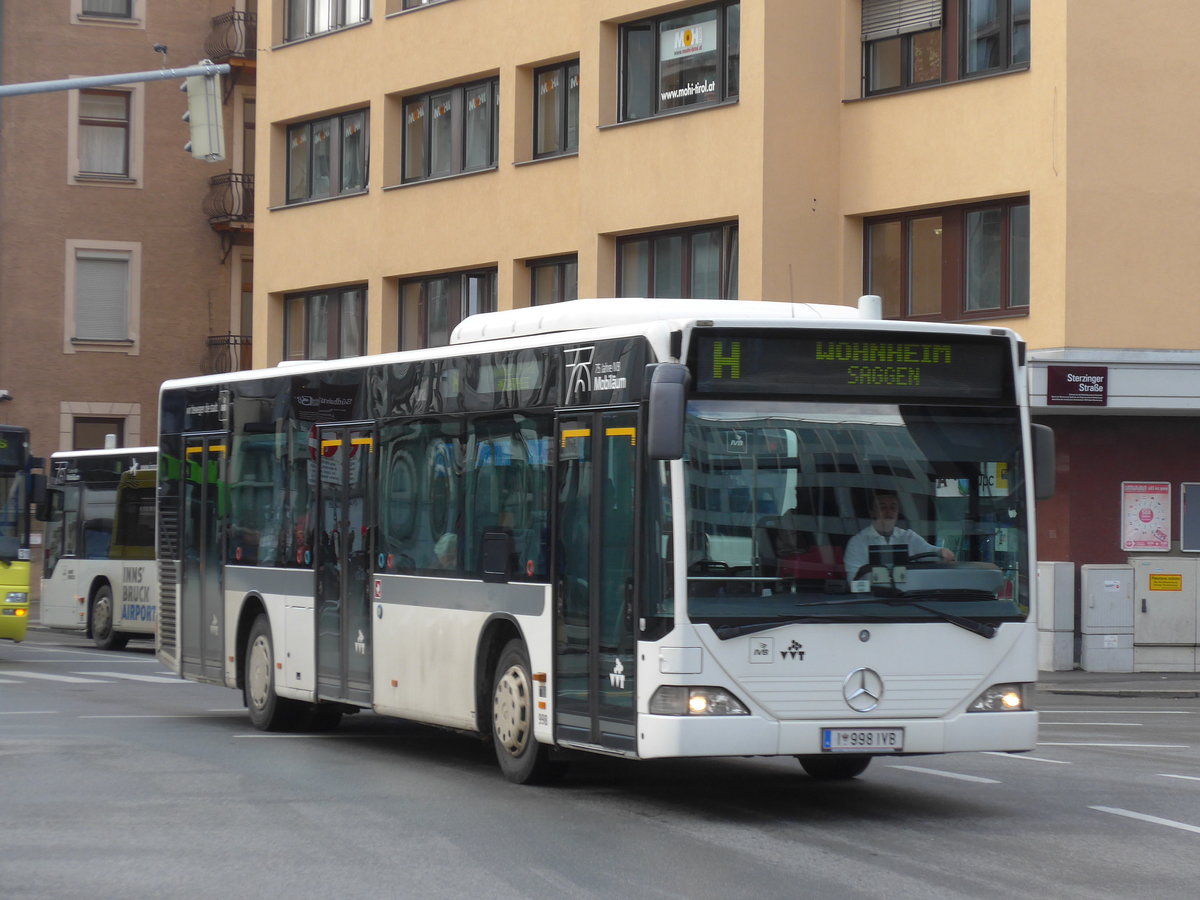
[1080, 564, 1134, 673]
[1036, 561, 1075, 671]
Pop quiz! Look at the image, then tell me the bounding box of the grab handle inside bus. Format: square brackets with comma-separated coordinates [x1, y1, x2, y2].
[1032, 423, 1055, 500]
[646, 363, 690, 460]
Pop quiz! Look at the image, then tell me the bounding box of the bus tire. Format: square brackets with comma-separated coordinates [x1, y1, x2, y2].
[491, 639, 562, 785]
[90, 585, 128, 651]
[797, 755, 872, 779]
[245, 614, 302, 731]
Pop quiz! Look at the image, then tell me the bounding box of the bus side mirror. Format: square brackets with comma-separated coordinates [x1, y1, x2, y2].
[646, 363, 689, 461]
[35, 484, 58, 523]
[1032, 424, 1056, 500]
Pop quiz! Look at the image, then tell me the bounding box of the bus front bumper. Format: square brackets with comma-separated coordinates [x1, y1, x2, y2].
[636, 710, 1038, 759]
[0, 605, 30, 642]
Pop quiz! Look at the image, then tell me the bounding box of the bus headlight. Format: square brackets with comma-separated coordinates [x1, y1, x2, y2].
[649, 685, 749, 716]
[5, 592, 27, 603]
[968, 683, 1029, 712]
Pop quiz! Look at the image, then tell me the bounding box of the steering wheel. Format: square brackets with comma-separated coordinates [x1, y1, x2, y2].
[907, 551, 946, 565]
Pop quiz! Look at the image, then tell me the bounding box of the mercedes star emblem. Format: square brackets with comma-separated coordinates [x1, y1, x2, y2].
[843, 667, 884, 712]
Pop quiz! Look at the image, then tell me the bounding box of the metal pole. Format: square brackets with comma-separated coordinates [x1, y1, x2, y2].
[0, 62, 231, 98]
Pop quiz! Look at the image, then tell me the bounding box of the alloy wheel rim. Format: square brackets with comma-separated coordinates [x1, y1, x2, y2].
[94, 594, 112, 636]
[493, 664, 530, 757]
[248, 635, 271, 710]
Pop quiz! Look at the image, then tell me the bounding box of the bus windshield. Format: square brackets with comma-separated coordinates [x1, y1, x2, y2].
[683, 400, 1029, 630]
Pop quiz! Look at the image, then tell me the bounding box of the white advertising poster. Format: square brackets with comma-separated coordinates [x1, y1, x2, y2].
[1121, 481, 1171, 552]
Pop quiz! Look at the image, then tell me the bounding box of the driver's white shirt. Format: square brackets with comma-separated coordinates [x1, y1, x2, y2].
[843, 525, 939, 580]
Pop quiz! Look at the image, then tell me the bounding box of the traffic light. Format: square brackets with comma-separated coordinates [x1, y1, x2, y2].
[180, 70, 225, 161]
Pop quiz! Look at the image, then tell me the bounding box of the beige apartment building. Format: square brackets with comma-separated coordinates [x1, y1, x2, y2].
[249, 0, 1200, 640]
[0, 0, 256, 458]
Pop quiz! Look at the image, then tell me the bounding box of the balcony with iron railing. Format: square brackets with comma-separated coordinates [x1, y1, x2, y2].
[205, 8, 257, 66]
[207, 334, 253, 374]
[204, 172, 254, 229]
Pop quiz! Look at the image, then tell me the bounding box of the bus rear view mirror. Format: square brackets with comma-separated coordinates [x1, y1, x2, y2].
[646, 363, 690, 461]
[1032, 423, 1056, 500]
[33, 480, 55, 522]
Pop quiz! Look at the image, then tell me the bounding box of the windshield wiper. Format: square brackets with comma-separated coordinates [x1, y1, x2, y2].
[713, 614, 891, 640]
[711, 597, 999, 641]
[796, 593, 998, 639]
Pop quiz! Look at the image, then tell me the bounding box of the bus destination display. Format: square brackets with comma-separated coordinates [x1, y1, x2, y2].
[692, 330, 1011, 400]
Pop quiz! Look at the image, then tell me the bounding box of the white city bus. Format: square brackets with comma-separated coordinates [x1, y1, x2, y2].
[41, 447, 158, 650]
[156, 298, 1054, 783]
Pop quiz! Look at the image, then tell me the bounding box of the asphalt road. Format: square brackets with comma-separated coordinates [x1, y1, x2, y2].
[2, 628, 1198, 900]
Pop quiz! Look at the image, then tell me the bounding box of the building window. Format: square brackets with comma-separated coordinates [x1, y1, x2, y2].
[286, 0, 369, 41]
[862, 0, 943, 94]
[403, 78, 499, 182]
[864, 198, 1029, 321]
[73, 417, 125, 450]
[620, 2, 739, 122]
[534, 61, 579, 158]
[399, 269, 497, 350]
[617, 223, 738, 299]
[963, 0, 1030, 76]
[65, 240, 140, 354]
[286, 109, 368, 203]
[401, 0, 451, 8]
[284, 286, 367, 360]
[862, 1, 1029, 96]
[529, 256, 578, 306]
[75, 252, 129, 340]
[81, 0, 132, 18]
[78, 89, 130, 176]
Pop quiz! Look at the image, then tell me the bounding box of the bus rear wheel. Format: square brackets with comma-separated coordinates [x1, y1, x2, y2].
[91, 585, 128, 651]
[797, 755, 872, 779]
[491, 639, 562, 785]
[245, 614, 303, 731]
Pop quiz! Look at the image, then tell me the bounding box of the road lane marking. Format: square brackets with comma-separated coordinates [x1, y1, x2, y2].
[1, 670, 110, 683]
[1090, 806, 1200, 835]
[887, 765, 1001, 783]
[1039, 742, 1190, 748]
[0, 710, 59, 715]
[1047, 710, 1193, 715]
[78, 714, 244, 719]
[981, 752, 1070, 765]
[232, 733, 356, 739]
[1040, 722, 1144, 726]
[1159, 774, 1200, 783]
[73, 671, 191, 684]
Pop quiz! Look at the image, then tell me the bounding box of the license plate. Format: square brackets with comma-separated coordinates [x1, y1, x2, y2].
[821, 727, 904, 752]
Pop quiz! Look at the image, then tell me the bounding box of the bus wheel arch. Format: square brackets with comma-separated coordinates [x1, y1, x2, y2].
[474, 616, 523, 735]
[234, 594, 268, 694]
[89, 580, 127, 651]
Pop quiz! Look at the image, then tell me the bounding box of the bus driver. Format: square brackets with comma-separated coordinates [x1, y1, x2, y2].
[843, 491, 954, 580]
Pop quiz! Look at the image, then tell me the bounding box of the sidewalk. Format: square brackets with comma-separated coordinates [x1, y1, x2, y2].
[1037, 669, 1200, 699]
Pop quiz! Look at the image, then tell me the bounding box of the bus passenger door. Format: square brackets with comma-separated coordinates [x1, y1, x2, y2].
[181, 436, 226, 684]
[554, 410, 639, 753]
[313, 425, 373, 706]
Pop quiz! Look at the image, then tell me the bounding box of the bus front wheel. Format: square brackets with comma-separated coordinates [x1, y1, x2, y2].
[91, 585, 128, 651]
[245, 614, 302, 731]
[797, 754, 872, 779]
[491, 639, 562, 785]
